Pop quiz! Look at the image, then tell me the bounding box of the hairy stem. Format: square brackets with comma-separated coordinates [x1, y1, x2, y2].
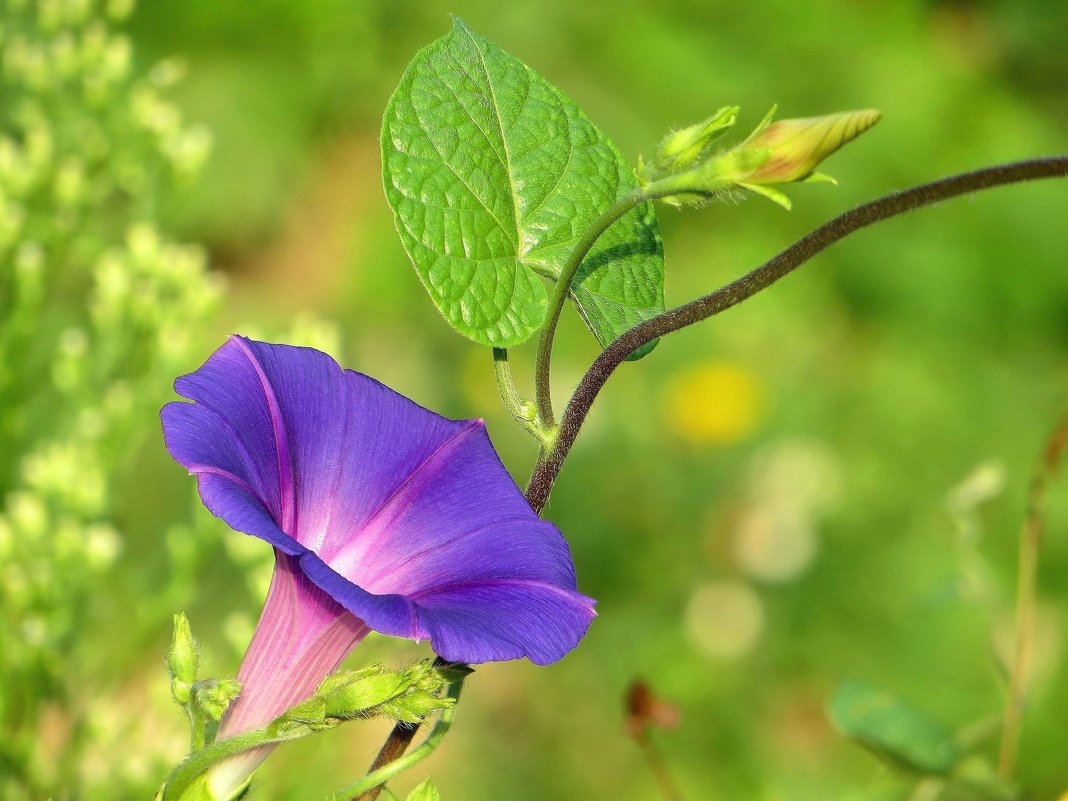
[998, 409, 1068, 777]
[525, 156, 1068, 512]
[532, 183, 693, 431]
[351, 722, 419, 801]
[532, 189, 646, 428]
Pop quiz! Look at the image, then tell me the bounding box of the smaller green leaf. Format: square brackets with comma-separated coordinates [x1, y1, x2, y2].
[406, 778, 441, 801]
[828, 679, 962, 775]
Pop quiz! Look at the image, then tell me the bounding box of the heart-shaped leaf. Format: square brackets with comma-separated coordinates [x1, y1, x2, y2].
[382, 19, 663, 355]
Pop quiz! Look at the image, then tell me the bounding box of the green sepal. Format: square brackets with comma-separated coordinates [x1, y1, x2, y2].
[433, 662, 474, 685]
[321, 669, 414, 719]
[801, 171, 838, 185]
[379, 688, 453, 724]
[406, 778, 442, 801]
[269, 695, 331, 740]
[314, 660, 455, 725]
[737, 182, 793, 210]
[744, 104, 778, 140]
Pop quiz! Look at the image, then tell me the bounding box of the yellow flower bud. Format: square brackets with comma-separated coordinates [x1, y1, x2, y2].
[738, 108, 881, 185]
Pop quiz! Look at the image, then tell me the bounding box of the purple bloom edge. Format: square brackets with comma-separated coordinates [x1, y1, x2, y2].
[162, 336, 596, 665]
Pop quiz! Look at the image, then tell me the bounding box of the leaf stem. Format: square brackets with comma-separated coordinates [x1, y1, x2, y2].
[997, 408, 1068, 777]
[525, 156, 1068, 512]
[532, 189, 644, 428]
[493, 347, 555, 447]
[532, 183, 690, 431]
[338, 679, 465, 801]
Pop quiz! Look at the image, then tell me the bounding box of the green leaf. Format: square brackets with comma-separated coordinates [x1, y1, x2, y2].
[406, 779, 441, 801]
[382, 18, 664, 353]
[828, 679, 962, 776]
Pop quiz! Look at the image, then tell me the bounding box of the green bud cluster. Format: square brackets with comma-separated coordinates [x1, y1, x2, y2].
[639, 104, 880, 210]
[0, 3, 220, 798]
[638, 105, 739, 185]
[192, 679, 243, 724]
[265, 660, 470, 742]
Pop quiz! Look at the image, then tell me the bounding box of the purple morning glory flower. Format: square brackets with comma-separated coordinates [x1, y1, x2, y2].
[161, 336, 594, 786]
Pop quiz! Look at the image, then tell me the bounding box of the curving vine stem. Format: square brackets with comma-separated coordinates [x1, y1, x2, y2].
[525, 156, 1068, 514]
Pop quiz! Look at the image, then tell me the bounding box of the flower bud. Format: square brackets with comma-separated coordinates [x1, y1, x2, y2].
[167, 612, 199, 693]
[649, 105, 739, 177]
[737, 108, 881, 185]
[319, 667, 412, 718]
[195, 677, 242, 721]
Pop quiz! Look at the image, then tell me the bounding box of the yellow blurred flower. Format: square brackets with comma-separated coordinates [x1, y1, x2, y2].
[663, 361, 764, 444]
[685, 579, 765, 659]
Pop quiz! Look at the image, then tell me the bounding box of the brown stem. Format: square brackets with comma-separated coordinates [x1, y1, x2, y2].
[352, 657, 451, 801]
[525, 156, 1068, 513]
[353, 722, 420, 801]
[635, 731, 686, 801]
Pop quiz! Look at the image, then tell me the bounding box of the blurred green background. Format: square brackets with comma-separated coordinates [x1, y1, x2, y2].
[2, 1, 1067, 799]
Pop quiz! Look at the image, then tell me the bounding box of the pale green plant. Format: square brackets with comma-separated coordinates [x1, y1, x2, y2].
[0, 2, 219, 797]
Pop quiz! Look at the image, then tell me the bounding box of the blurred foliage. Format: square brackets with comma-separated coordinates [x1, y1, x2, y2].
[1, 1, 1066, 800]
[0, 0, 220, 796]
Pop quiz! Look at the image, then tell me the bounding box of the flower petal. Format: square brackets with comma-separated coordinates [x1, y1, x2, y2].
[162, 336, 595, 664]
[415, 579, 597, 665]
[161, 399, 301, 556]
